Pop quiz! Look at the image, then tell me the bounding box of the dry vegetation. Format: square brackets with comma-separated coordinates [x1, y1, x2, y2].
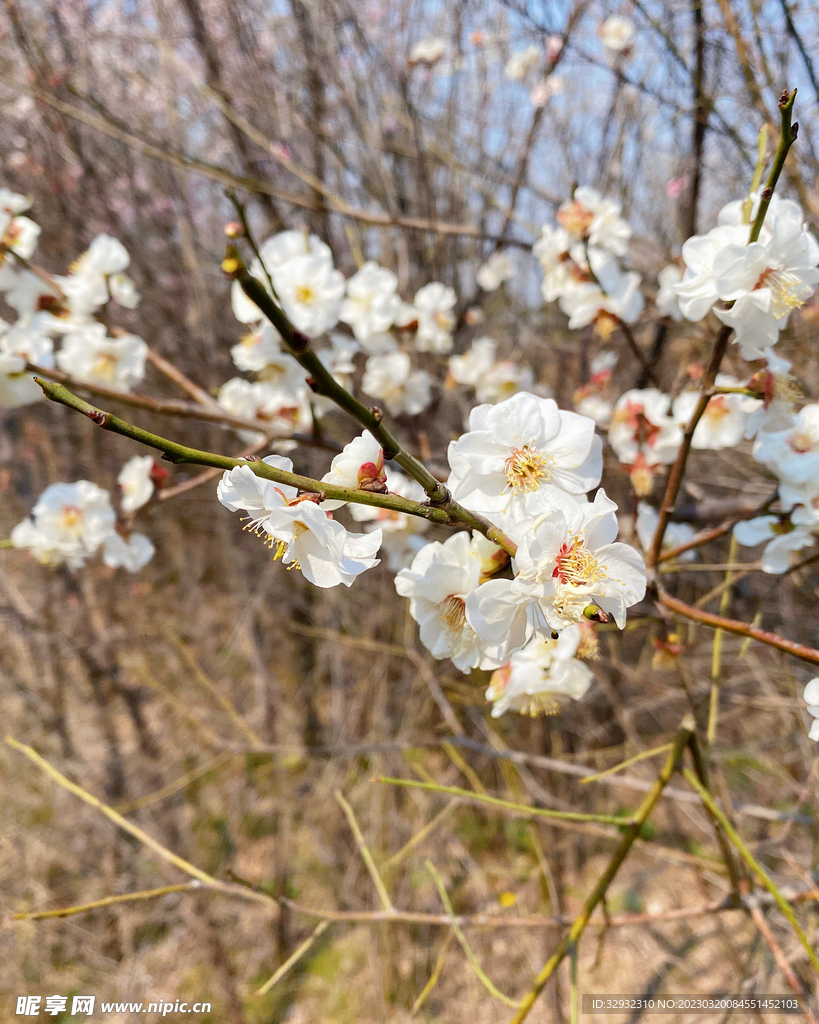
[2, 1, 819, 1021]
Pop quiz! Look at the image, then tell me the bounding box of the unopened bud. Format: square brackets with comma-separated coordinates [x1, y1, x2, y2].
[221, 256, 242, 279]
[224, 221, 244, 239]
[583, 604, 608, 623]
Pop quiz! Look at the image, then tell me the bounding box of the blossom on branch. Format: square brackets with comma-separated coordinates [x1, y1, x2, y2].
[466, 487, 647, 657]
[446, 392, 602, 515]
[217, 455, 382, 588]
[486, 624, 594, 717]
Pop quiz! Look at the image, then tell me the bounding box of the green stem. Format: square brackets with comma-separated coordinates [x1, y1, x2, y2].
[682, 768, 819, 974]
[34, 378, 459, 528]
[223, 251, 516, 554]
[748, 89, 798, 243]
[507, 717, 696, 1024]
[378, 777, 636, 826]
[0, 538, 13, 548]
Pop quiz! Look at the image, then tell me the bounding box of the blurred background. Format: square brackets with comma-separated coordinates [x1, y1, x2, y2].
[2, 1, 819, 1020]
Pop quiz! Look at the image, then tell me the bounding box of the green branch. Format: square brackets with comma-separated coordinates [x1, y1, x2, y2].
[748, 89, 798, 244]
[221, 251, 516, 555]
[34, 379, 515, 553]
[683, 768, 819, 974]
[508, 717, 696, 1024]
[35, 378, 460, 527]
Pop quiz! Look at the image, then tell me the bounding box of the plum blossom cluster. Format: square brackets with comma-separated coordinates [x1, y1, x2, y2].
[533, 187, 643, 340]
[734, 396, 819, 572]
[214, 390, 647, 717]
[222, 230, 491, 434]
[10, 455, 158, 572]
[0, 189, 147, 408]
[674, 193, 819, 362]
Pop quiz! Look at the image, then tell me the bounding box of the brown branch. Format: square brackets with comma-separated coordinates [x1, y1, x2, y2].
[8, 76, 534, 248]
[659, 590, 819, 666]
[648, 324, 732, 566]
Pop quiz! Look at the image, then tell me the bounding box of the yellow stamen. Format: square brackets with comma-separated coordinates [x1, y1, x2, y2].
[504, 446, 553, 492]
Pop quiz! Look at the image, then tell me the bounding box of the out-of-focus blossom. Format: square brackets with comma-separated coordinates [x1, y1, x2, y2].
[476, 252, 515, 291]
[410, 36, 448, 65]
[656, 264, 683, 320]
[505, 45, 541, 81]
[414, 282, 457, 353]
[672, 374, 760, 450]
[361, 351, 433, 416]
[600, 15, 635, 51]
[11, 481, 116, 569]
[635, 502, 696, 561]
[217, 377, 313, 443]
[733, 515, 815, 574]
[609, 388, 682, 493]
[339, 261, 402, 343]
[118, 455, 155, 513]
[56, 324, 147, 391]
[486, 625, 593, 717]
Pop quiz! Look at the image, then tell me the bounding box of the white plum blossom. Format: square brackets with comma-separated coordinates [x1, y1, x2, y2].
[102, 531, 155, 572]
[711, 211, 819, 360]
[413, 282, 457, 353]
[476, 252, 515, 291]
[532, 225, 575, 301]
[558, 249, 644, 332]
[350, 467, 429, 571]
[320, 430, 386, 510]
[118, 455, 155, 513]
[743, 356, 800, 438]
[486, 625, 594, 717]
[803, 678, 819, 741]
[447, 337, 534, 405]
[600, 16, 635, 51]
[231, 323, 285, 372]
[230, 230, 332, 324]
[56, 325, 147, 391]
[752, 404, 819, 508]
[674, 222, 746, 322]
[733, 516, 815, 574]
[108, 272, 141, 309]
[217, 377, 312, 443]
[361, 351, 433, 416]
[217, 455, 382, 588]
[339, 261, 402, 343]
[447, 392, 602, 515]
[635, 502, 697, 562]
[556, 188, 633, 257]
[0, 316, 54, 407]
[608, 388, 682, 492]
[60, 234, 138, 315]
[674, 196, 819, 360]
[11, 480, 117, 569]
[530, 75, 564, 107]
[672, 374, 760, 450]
[656, 264, 684, 320]
[271, 253, 345, 338]
[505, 46, 541, 82]
[0, 189, 41, 259]
[466, 487, 647, 656]
[395, 532, 487, 672]
[575, 393, 613, 427]
[410, 36, 448, 65]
